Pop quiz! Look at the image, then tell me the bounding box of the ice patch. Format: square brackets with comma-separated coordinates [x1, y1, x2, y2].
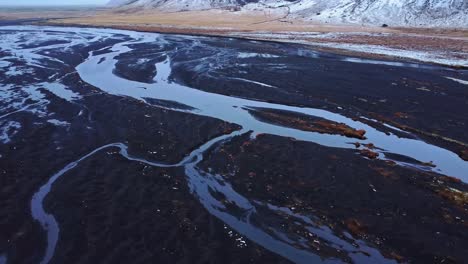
[238, 52, 279, 59]
[137, 58, 150, 64]
[24, 85, 47, 102]
[0, 25, 128, 69]
[5, 66, 34, 77]
[0, 120, 21, 144]
[0, 84, 49, 118]
[446, 77, 468, 86]
[0, 82, 80, 121]
[0, 61, 11, 68]
[41, 82, 82, 101]
[47, 119, 70, 127]
[229, 31, 467, 67]
[342, 57, 430, 69]
[306, 42, 468, 67]
[227, 77, 277, 89]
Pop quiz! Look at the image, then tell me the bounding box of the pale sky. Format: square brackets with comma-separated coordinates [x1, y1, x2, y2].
[0, 0, 108, 5]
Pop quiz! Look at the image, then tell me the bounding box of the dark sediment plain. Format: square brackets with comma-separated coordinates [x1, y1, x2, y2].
[0, 25, 467, 264]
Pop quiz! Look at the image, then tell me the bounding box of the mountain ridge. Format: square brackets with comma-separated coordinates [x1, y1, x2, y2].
[106, 0, 468, 28]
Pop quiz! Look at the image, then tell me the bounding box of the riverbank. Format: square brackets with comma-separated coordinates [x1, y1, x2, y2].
[3, 8, 464, 67]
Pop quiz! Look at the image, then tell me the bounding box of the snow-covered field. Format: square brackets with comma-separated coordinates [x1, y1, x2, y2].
[229, 31, 468, 67]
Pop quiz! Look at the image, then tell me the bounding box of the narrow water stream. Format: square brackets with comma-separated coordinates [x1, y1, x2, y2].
[77, 34, 468, 181]
[30, 131, 242, 264]
[1, 26, 465, 264]
[32, 128, 397, 264]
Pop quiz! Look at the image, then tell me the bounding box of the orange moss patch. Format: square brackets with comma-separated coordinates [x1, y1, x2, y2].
[394, 112, 410, 119]
[437, 187, 468, 207]
[360, 149, 379, 159]
[370, 166, 399, 180]
[344, 218, 367, 236]
[218, 123, 239, 134]
[252, 110, 367, 139]
[241, 140, 252, 147]
[363, 143, 374, 149]
[314, 120, 367, 139]
[387, 252, 406, 263]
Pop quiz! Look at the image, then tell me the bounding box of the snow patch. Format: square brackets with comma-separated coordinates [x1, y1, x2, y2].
[238, 52, 279, 59]
[308, 42, 468, 67]
[0, 61, 11, 68]
[137, 58, 150, 64]
[342, 58, 431, 69]
[446, 77, 468, 86]
[0, 121, 21, 144]
[41, 82, 82, 101]
[4, 66, 34, 77]
[227, 77, 277, 89]
[47, 119, 70, 127]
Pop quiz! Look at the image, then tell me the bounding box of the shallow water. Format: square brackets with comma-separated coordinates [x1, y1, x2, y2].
[75, 29, 468, 181]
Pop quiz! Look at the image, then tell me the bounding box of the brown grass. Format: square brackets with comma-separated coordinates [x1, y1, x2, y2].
[47, 9, 394, 33]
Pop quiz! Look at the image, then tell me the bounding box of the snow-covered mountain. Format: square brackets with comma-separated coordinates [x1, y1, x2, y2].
[107, 0, 468, 28]
[107, 0, 263, 9]
[284, 0, 468, 27]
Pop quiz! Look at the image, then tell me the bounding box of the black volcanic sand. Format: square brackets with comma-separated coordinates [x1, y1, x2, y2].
[0, 89, 240, 263]
[199, 133, 468, 263]
[164, 37, 468, 156]
[0, 38, 240, 263]
[0, 27, 467, 264]
[43, 150, 290, 264]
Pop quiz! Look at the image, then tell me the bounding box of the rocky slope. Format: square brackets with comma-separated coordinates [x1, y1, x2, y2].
[107, 0, 468, 28]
